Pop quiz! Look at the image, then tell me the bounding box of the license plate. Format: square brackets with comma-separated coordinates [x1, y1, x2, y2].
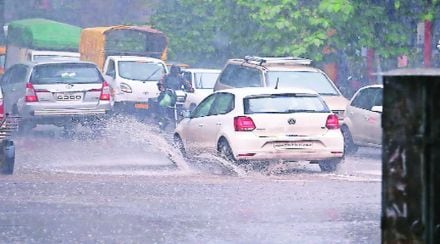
[274, 142, 313, 149]
[134, 103, 149, 109]
[56, 93, 82, 101]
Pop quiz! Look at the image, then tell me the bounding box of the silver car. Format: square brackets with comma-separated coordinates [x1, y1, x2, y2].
[342, 84, 383, 154]
[1, 61, 112, 132]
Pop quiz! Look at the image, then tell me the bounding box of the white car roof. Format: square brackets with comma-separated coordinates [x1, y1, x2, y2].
[30, 50, 80, 57]
[182, 68, 221, 73]
[218, 87, 320, 98]
[108, 56, 165, 63]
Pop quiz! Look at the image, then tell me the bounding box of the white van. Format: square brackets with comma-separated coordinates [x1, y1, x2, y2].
[102, 56, 168, 112]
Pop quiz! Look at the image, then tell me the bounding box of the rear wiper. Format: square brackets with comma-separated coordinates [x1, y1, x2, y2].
[319, 93, 338, 96]
[285, 109, 320, 113]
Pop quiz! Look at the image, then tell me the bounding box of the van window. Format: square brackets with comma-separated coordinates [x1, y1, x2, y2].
[219, 64, 261, 88]
[266, 71, 339, 95]
[182, 71, 192, 84]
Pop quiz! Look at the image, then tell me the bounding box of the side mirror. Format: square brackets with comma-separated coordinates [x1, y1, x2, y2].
[181, 110, 191, 119]
[371, 105, 382, 113]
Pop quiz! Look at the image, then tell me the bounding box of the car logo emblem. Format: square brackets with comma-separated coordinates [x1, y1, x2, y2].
[66, 84, 74, 89]
[288, 118, 296, 125]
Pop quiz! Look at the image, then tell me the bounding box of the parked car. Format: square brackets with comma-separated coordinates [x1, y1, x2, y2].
[174, 87, 344, 172]
[182, 68, 220, 111]
[0, 86, 16, 175]
[1, 61, 112, 132]
[102, 56, 168, 113]
[213, 56, 349, 119]
[342, 84, 383, 154]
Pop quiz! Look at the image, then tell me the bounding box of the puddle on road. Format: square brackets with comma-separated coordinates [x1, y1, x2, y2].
[12, 115, 381, 180]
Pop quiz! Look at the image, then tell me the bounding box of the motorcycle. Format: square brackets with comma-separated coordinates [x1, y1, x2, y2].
[157, 88, 187, 130]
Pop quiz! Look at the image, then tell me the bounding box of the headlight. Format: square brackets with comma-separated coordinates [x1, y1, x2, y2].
[120, 83, 132, 93]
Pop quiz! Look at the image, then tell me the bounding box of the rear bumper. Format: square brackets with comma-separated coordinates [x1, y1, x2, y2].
[229, 131, 344, 161]
[33, 108, 107, 116]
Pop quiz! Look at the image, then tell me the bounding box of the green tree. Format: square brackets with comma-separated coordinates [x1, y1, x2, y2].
[150, 0, 440, 68]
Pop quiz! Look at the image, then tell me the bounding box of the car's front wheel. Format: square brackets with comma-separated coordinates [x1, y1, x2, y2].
[174, 135, 187, 158]
[318, 158, 342, 172]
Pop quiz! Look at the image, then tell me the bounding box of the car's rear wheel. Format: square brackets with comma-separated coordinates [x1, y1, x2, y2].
[217, 138, 237, 164]
[341, 126, 358, 155]
[318, 158, 342, 172]
[17, 120, 34, 135]
[173, 135, 187, 158]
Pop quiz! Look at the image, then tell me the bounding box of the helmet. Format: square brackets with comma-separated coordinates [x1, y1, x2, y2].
[170, 65, 181, 75]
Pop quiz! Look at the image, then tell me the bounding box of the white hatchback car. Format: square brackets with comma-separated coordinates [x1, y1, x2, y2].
[174, 87, 344, 172]
[342, 84, 382, 154]
[182, 68, 220, 111]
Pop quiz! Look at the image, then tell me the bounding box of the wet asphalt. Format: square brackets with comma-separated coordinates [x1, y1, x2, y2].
[0, 116, 382, 243]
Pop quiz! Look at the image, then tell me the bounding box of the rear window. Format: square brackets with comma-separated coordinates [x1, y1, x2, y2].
[244, 93, 330, 114]
[266, 71, 339, 95]
[31, 63, 103, 84]
[32, 55, 80, 63]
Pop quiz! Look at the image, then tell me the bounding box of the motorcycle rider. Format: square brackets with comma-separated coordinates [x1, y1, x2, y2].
[156, 65, 192, 129]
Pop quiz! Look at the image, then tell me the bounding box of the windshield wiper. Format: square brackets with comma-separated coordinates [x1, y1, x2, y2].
[144, 67, 162, 81]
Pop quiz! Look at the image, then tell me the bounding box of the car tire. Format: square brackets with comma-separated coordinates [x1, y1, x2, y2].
[341, 126, 358, 155]
[0, 139, 15, 175]
[173, 135, 187, 158]
[17, 120, 34, 135]
[318, 158, 342, 172]
[217, 138, 237, 164]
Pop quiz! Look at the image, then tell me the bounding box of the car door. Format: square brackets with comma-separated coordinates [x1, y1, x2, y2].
[183, 93, 217, 152]
[200, 92, 235, 152]
[363, 88, 382, 145]
[2, 64, 28, 114]
[347, 87, 376, 144]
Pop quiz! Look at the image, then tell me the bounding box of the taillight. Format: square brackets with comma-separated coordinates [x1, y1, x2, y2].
[234, 116, 256, 131]
[0, 99, 4, 120]
[25, 82, 38, 102]
[326, 114, 340, 129]
[99, 81, 111, 101]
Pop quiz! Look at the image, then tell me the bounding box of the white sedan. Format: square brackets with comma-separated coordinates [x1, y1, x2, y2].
[174, 87, 344, 172]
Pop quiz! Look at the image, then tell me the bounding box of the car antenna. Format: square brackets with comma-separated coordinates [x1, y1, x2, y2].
[275, 77, 280, 89]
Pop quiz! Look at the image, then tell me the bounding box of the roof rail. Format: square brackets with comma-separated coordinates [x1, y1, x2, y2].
[243, 56, 312, 65]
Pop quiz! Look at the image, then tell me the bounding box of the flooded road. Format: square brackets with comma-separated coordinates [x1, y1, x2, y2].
[0, 116, 382, 243]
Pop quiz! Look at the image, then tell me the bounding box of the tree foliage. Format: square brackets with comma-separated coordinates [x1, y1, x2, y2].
[150, 0, 440, 67]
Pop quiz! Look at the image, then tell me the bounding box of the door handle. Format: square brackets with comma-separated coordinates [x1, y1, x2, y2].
[198, 124, 203, 127]
[216, 122, 222, 126]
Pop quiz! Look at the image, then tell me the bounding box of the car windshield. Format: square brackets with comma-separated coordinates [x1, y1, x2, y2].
[266, 71, 339, 95]
[31, 63, 103, 84]
[194, 72, 219, 89]
[118, 61, 166, 81]
[33, 55, 80, 62]
[244, 93, 329, 114]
